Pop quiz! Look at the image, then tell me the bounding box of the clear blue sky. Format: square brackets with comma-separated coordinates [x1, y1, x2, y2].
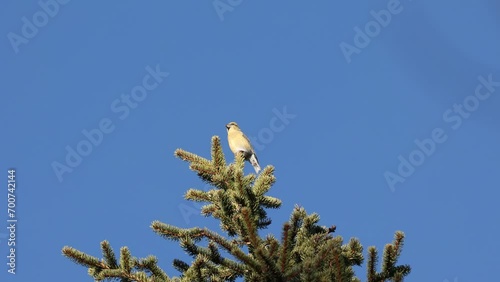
[1, 1, 499, 281]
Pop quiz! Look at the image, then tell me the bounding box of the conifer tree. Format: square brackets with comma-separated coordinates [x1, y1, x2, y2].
[63, 136, 411, 281]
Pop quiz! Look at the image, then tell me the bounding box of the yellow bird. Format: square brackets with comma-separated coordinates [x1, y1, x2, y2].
[226, 122, 261, 173]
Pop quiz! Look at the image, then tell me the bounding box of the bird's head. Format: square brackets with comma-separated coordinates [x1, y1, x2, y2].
[226, 121, 239, 131]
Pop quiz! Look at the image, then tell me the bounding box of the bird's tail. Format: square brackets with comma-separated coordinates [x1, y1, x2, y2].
[249, 153, 261, 173]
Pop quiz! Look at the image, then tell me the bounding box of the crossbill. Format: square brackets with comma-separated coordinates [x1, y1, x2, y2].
[226, 122, 261, 173]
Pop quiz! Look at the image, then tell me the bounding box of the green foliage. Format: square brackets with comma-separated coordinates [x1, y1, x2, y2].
[62, 136, 410, 281]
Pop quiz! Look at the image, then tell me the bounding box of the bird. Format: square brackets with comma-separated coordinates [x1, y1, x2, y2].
[226, 122, 261, 173]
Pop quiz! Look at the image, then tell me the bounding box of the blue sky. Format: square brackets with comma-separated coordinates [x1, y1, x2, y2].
[1, 1, 499, 281]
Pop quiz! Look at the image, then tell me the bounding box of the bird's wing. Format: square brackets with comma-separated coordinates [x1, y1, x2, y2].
[241, 132, 254, 150]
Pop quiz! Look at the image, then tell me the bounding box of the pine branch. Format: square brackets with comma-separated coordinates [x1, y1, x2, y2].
[211, 136, 226, 170]
[136, 256, 169, 280]
[62, 246, 106, 269]
[101, 241, 118, 268]
[367, 246, 378, 282]
[120, 247, 133, 274]
[63, 241, 171, 282]
[343, 238, 364, 266]
[251, 166, 276, 197]
[279, 223, 292, 273]
[365, 232, 411, 282]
